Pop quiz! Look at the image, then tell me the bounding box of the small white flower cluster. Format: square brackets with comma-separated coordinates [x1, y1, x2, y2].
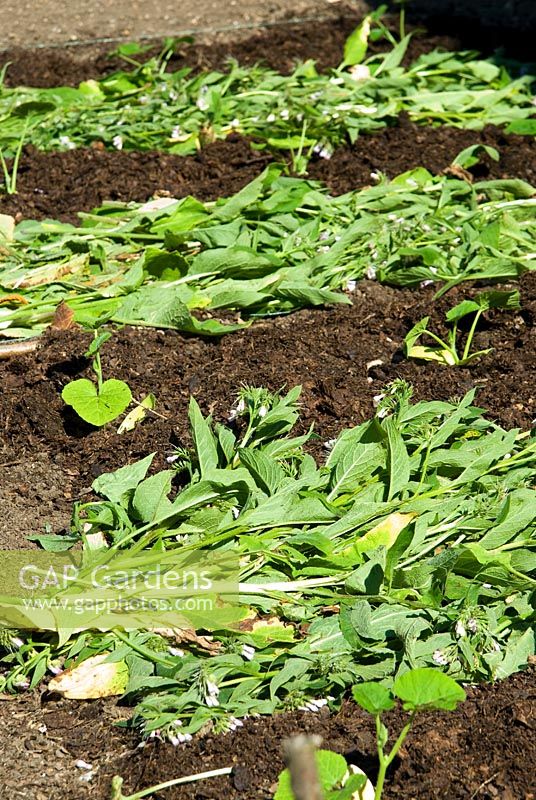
[241, 644, 256, 661]
[349, 64, 371, 81]
[205, 678, 220, 707]
[226, 716, 244, 732]
[346, 280, 357, 292]
[59, 135, 76, 150]
[313, 143, 332, 160]
[258, 405, 268, 418]
[168, 719, 193, 745]
[299, 697, 331, 712]
[372, 393, 388, 418]
[75, 759, 94, 783]
[196, 86, 209, 111]
[171, 125, 183, 140]
[455, 618, 479, 638]
[112, 135, 123, 150]
[354, 104, 378, 115]
[432, 649, 449, 666]
[228, 397, 246, 422]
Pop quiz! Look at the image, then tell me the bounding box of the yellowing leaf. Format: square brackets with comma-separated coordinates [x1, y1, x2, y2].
[0, 214, 15, 243]
[354, 512, 416, 555]
[48, 653, 128, 698]
[117, 393, 156, 434]
[408, 345, 456, 365]
[247, 617, 295, 644]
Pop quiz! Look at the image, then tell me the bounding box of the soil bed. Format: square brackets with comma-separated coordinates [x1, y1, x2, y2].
[0, 14, 535, 800]
[0, 668, 534, 800]
[1, 272, 534, 547]
[2, 124, 535, 224]
[0, 12, 461, 89]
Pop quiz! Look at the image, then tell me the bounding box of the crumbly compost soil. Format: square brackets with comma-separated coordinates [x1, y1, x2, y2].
[1, 271, 534, 549]
[0, 16, 535, 800]
[0, 668, 534, 800]
[2, 123, 535, 224]
[0, 10, 461, 89]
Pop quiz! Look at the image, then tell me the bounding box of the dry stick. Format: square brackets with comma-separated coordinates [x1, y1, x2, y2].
[283, 735, 323, 800]
[0, 340, 38, 359]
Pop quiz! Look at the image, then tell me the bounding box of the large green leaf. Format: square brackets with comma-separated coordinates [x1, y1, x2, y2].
[393, 668, 466, 711]
[61, 378, 131, 426]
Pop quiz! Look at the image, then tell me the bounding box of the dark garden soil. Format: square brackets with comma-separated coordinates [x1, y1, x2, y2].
[0, 15, 535, 800]
[0, 667, 534, 800]
[1, 271, 535, 546]
[0, 11, 461, 89]
[1, 123, 535, 225]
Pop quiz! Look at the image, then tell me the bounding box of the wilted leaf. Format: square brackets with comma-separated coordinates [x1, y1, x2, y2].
[48, 653, 128, 698]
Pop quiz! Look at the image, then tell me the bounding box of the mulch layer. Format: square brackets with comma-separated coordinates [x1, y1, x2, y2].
[0, 14, 535, 800]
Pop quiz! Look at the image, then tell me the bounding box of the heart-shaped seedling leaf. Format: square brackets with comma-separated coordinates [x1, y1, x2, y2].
[392, 667, 466, 712]
[62, 378, 132, 426]
[352, 682, 395, 715]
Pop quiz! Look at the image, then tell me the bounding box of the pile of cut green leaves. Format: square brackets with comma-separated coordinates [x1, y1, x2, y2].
[1, 164, 535, 338]
[0, 17, 535, 162]
[2, 383, 535, 738]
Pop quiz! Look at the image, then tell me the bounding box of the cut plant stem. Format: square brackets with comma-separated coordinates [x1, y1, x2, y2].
[110, 767, 233, 800]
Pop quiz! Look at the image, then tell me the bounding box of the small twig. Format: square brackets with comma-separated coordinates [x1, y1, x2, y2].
[0, 339, 38, 359]
[283, 735, 323, 800]
[132, 397, 168, 420]
[469, 771, 499, 800]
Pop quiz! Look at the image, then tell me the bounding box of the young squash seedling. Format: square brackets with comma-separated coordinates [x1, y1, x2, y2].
[352, 668, 465, 800]
[62, 331, 132, 426]
[275, 669, 465, 800]
[404, 289, 520, 366]
[0, 118, 28, 195]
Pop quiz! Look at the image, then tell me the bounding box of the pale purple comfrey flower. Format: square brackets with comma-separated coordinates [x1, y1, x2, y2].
[241, 644, 255, 661]
[432, 649, 449, 666]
